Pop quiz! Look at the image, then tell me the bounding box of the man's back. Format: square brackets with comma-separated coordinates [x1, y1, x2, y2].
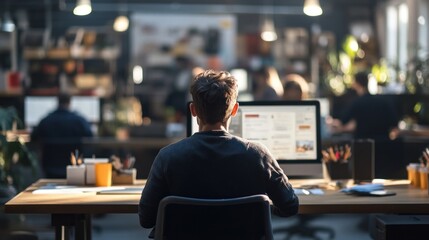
[139, 131, 298, 228]
[35, 109, 92, 138]
[341, 94, 398, 139]
[154, 131, 275, 197]
[31, 108, 93, 178]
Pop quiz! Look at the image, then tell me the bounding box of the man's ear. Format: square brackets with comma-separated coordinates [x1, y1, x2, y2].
[231, 102, 239, 116]
[190, 102, 197, 117]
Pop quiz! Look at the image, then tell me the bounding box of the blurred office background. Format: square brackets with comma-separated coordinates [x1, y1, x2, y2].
[0, 1, 428, 138]
[1, 0, 429, 239]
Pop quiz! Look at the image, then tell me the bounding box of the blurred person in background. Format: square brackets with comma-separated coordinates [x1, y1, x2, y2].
[31, 93, 94, 178]
[252, 66, 283, 101]
[164, 56, 194, 122]
[282, 74, 331, 139]
[282, 74, 310, 101]
[329, 71, 399, 140]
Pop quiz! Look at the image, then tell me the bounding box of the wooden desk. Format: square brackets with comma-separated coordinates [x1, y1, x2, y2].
[4, 179, 429, 240]
[294, 181, 429, 214]
[5, 179, 146, 240]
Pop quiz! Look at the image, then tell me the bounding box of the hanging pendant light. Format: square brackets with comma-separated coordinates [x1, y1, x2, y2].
[260, 18, 277, 42]
[2, 12, 15, 32]
[113, 15, 129, 32]
[303, 0, 323, 17]
[74, 0, 92, 16]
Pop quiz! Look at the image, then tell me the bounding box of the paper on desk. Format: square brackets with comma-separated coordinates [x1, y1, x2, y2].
[96, 187, 144, 195]
[293, 188, 324, 195]
[32, 185, 127, 194]
[32, 189, 93, 194]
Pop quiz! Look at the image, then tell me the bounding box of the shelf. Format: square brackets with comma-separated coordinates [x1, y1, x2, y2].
[24, 47, 120, 60]
[0, 91, 23, 97]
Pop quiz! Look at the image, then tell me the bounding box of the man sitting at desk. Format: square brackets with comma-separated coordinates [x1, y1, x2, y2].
[329, 71, 399, 140]
[138, 70, 299, 233]
[31, 93, 94, 178]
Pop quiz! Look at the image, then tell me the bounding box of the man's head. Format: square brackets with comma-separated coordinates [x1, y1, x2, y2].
[190, 70, 238, 125]
[353, 71, 369, 95]
[283, 74, 309, 100]
[58, 93, 71, 109]
[283, 81, 303, 100]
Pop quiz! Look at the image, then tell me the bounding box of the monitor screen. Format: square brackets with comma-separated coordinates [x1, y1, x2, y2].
[25, 96, 100, 127]
[24, 96, 58, 127]
[187, 100, 323, 178]
[70, 96, 101, 123]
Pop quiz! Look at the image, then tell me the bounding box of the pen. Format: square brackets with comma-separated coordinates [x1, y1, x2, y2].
[128, 156, 135, 169]
[75, 149, 79, 164]
[343, 144, 351, 161]
[328, 147, 337, 162]
[322, 150, 330, 162]
[70, 152, 76, 166]
[77, 154, 83, 165]
[334, 145, 340, 161]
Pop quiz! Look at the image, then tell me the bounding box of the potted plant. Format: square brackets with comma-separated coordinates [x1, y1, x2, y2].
[0, 106, 39, 201]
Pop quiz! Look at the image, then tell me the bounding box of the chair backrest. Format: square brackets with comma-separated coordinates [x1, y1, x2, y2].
[154, 194, 274, 240]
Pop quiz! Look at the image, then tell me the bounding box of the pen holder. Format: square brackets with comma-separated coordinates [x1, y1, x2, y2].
[66, 165, 86, 185]
[112, 169, 136, 185]
[324, 161, 352, 180]
[85, 164, 95, 185]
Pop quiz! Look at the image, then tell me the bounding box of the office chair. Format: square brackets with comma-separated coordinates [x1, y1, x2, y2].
[273, 215, 335, 240]
[154, 194, 274, 240]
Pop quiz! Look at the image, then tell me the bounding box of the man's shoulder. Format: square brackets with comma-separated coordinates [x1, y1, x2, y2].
[160, 137, 193, 151]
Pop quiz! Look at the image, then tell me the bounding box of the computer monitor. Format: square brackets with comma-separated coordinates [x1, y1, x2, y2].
[187, 100, 323, 179]
[24, 96, 57, 127]
[24, 96, 101, 127]
[70, 96, 101, 123]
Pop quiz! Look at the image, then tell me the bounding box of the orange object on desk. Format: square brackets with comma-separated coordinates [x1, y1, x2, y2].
[419, 168, 428, 190]
[95, 162, 112, 187]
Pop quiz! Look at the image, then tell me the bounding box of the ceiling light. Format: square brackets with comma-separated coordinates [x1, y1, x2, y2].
[73, 0, 92, 16]
[2, 12, 16, 32]
[133, 65, 143, 84]
[113, 15, 129, 32]
[260, 18, 277, 42]
[303, 0, 323, 17]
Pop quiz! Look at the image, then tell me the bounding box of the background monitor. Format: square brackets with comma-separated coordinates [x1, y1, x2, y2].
[70, 96, 101, 123]
[25, 96, 100, 127]
[187, 100, 323, 179]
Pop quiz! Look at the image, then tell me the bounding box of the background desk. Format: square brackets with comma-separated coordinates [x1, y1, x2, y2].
[5, 179, 429, 240]
[81, 137, 180, 179]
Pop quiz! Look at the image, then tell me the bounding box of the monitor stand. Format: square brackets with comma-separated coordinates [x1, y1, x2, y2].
[280, 163, 324, 179]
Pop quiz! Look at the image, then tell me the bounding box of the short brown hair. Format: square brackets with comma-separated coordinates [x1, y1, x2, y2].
[190, 70, 238, 125]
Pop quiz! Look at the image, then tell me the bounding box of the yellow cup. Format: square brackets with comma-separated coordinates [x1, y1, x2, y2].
[419, 168, 428, 190]
[407, 164, 420, 187]
[413, 168, 421, 188]
[407, 166, 414, 185]
[95, 163, 112, 187]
